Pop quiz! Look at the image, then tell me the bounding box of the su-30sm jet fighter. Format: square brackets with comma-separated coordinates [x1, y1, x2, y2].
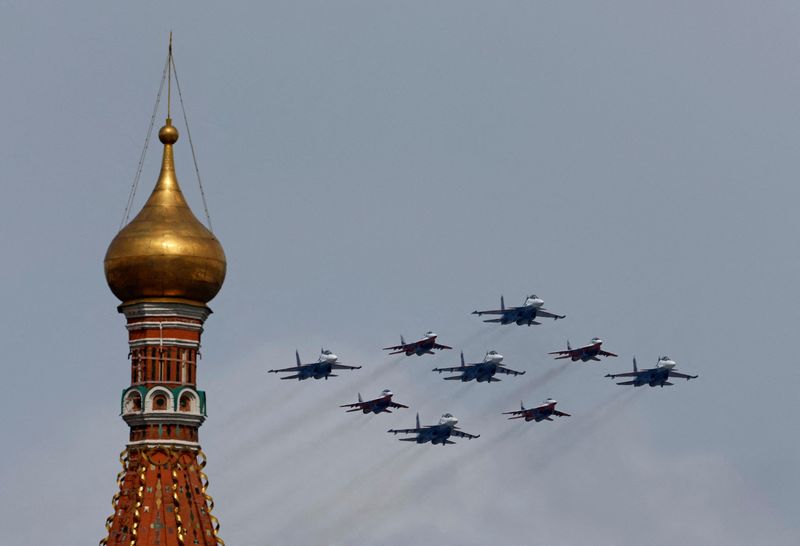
[549, 338, 618, 362]
[503, 398, 571, 423]
[340, 389, 409, 414]
[605, 356, 698, 387]
[268, 349, 361, 380]
[432, 351, 525, 383]
[472, 294, 565, 326]
[383, 331, 452, 356]
[388, 413, 480, 446]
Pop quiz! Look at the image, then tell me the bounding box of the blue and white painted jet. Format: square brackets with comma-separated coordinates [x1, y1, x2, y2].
[268, 349, 361, 380]
[432, 351, 525, 383]
[388, 413, 480, 446]
[605, 356, 698, 387]
[472, 294, 565, 326]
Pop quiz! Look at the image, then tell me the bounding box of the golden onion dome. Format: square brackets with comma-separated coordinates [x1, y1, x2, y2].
[104, 119, 226, 305]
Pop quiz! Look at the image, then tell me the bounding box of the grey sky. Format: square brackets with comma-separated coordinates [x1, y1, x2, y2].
[1, 1, 799, 544]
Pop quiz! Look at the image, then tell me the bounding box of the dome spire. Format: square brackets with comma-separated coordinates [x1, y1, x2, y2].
[104, 35, 226, 306]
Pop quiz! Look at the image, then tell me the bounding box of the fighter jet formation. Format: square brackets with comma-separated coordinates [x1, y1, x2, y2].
[267, 292, 699, 445]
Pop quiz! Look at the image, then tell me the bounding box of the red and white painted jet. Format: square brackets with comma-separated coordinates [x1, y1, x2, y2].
[340, 389, 409, 414]
[548, 338, 618, 362]
[502, 398, 571, 423]
[383, 331, 452, 357]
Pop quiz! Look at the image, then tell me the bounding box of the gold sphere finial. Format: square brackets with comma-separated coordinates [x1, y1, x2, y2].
[159, 119, 179, 145]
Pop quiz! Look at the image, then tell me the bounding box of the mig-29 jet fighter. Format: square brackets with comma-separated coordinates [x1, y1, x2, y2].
[472, 294, 565, 326]
[432, 351, 525, 383]
[388, 413, 480, 445]
[502, 398, 571, 423]
[268, 349, 361, 380]
[383, 331, 452, 356]
[549, 338, 618, 362]
[605, 356, 698, 387]
[340, 389, 409, 414]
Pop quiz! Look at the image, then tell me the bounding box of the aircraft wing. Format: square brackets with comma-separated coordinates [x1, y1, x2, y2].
[548, 349, 576, 356]
[383, 343, 412, 351]
[432, 342, 453, 350]
[553, 410, 571, 417]
[330, 363, 362, 370]
[496, 367, 525, 376]
[472, 308, 507, 316]
[279, 374, 303, 380]
[387, 427, 422, 435]
[598, 350, 618, 357]
[605, 371, 639, 378]
[433, 365, 474, 373]
[668, 370, 698, 380]
[339, 401, 367, 409]
[389, 401, 409, 409]
[268, 364, 307, 373]
[502, 409, 528, 417]
[450, 429, 480, 439]
[537, 309, 566, 320]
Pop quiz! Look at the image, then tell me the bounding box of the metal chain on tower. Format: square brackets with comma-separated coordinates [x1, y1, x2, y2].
[119, 55, 170, 231]
[170, 53, 215, 233]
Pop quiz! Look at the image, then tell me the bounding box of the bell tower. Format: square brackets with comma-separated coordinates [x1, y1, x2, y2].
[101, 39, 226, 546]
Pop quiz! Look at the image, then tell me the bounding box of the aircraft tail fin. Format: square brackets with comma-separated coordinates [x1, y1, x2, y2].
[416, 412, 421, 429]
[663, 381, 674, 386]
[633, 356, 638, 373]
[501, 295, 505, 311]
[358, 392, 363, 403]
[444, 439, 455, 445]
[460, 351, 465, 368]
[617, 380, 636, 386]
[488, 377, 501, 382]
[295, 350, 301, 368]
[483, 318, 503, 323]
[567, 340, 571, 350]
[401, 335, 406, 346]
[520, 400, 525, 410]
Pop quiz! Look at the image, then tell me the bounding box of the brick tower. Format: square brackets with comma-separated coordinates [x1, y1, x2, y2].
[100, 72, 227, 543]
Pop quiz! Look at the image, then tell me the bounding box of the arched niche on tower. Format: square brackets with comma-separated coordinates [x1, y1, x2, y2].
[177, 388, 200, 415]
[123, 390, 143, 414]
[144, 386, 174, 413]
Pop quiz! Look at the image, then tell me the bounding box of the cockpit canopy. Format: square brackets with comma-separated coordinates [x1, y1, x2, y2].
[442, 413, 453, 419]
[425, 331, 436, 337]
[591, 337, 602, 343]
[382, 389, 393, 396]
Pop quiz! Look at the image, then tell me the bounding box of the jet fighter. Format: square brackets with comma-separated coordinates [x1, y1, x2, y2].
[472, 294, 565, 326]
[432, 351, 525, 383]
[382, 331, 452, 356]
[605, 356, 698, 387]
[387, 412, 479, 445]
[268, 349, 361, 380]
[502, 398, 571, 423]
[548, 338, 618, 362]
[340, 389, 409, 414]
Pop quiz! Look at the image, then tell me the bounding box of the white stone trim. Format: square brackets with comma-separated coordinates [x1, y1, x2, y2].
[121, 302, 211, 321]
[128, 338, 201, 349]
[126, 320, 204, 332]
[123, 412, 206, 428]
[126, 439, 201, 449]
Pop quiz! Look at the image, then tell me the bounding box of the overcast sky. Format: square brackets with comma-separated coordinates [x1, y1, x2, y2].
[1, 1, 799, 544]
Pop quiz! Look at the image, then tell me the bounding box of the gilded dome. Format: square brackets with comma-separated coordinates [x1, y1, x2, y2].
[104, 120, 226, 304]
